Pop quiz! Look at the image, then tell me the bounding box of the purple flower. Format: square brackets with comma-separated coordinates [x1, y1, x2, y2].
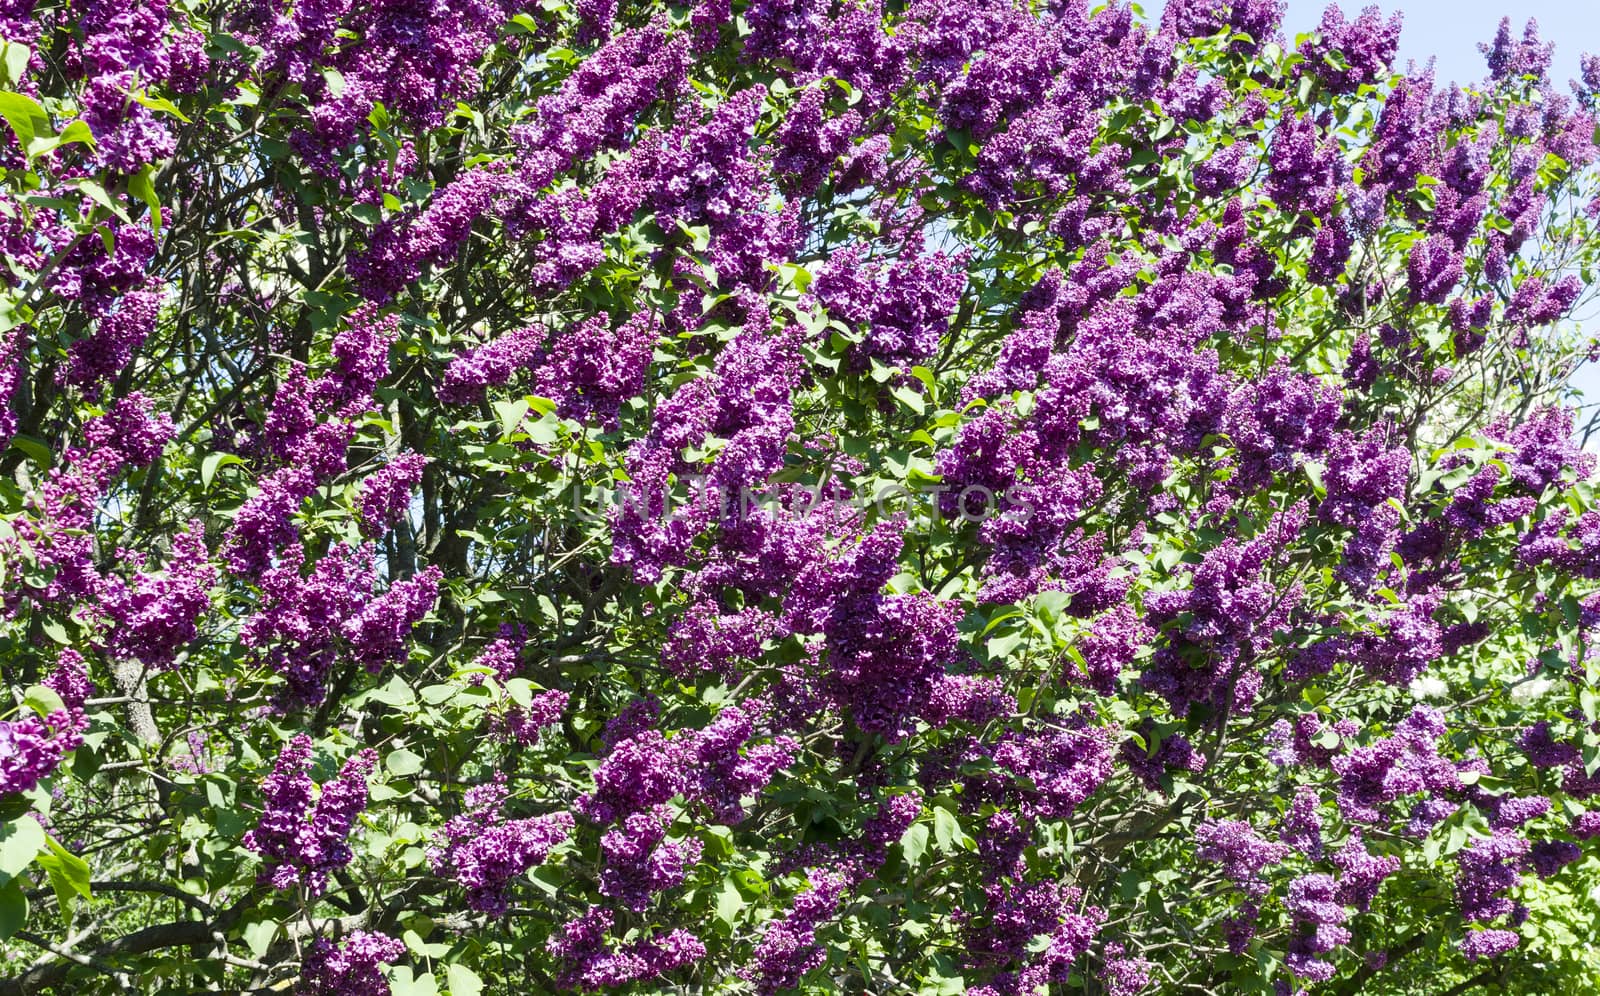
[1460, 927, 1520, 962]
[81, 71, 175, 171]
[43, 650, 94, 711]
[1526, 840, 1581, 878]
[678, 703, 797, 823]
[1456, 831, 1529, 923]
[243, 737, 376, 895]
[1299, 5, 1403, 95]
[439, 324, 546, 406]
[1071, 605, 1152, 695]
[1519, 721, 1580, 768]
[0, 706, 87, 796]
[1333, 832, 1400, 911]
[299, 930, 405, 996]
[1491, 794, 1551, 831]
[1162, 0, 1285, 51]
[577, 729, 685, 824]
[1496, 406, 1594, 493]
[994, 726, 1117, 820]
[597, 805, 702, 911]
[1571, 811, 1600, 839]
[357, 452, 427, 537]
[63, 289, 161, 393]
[925, 674, 1014, 725]
[1407, 234, 1465, 305]
[1141, 509, 1305, 715]
[1480, 17, 1552, 83]
[103, 523, 216, 668]
[744, 869, 849, 995]
[1333, 706, 1458, 823]
[1102, 943, 1153, 996]
[512, 26, 689, 179]
[536, 311, 661, 429]
[355, 169, 507, 298]
[83, 393, 174, 467]
[1280, 787, 1324, 857]
[811, 241, 966, 370]
[429, 777, 574, 916]
[1195, 819, 1289, 897]
[548, 905, 706, 988]
[339, 567, 442, 673]
[1285, 873, 1350, 981]
[1360, 71, 1439, 194]
[225, 467, 318, 577]
[1267, 114, 1347, 217]
[1123, 728, 1207, 793]
[491, 688, 568, 746]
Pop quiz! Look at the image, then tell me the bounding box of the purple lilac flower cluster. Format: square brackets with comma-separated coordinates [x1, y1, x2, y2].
[226, 308, 399, 576]
[298, 931, 405, 996]
[243, 736, 377, 895]
[744, 869, 849, 995]
[548, 905, 706, 989]
[241, 544, 440, 709]
[429, 777, 574, 915]
[357, 452, 427, 537]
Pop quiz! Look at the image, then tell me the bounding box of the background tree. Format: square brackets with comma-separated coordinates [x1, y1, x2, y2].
[0, 1, 1598, 994]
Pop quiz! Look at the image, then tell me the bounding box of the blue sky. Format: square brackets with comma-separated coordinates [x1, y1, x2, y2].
[1140, 0, 1594, 85]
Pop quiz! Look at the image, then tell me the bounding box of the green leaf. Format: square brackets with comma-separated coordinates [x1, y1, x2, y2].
[933, 806, 961, 853]
[201, 452, 244, 490]
[420, 683, 456, 706]
[0, 816, 45, 883]
[716, 876, 745, 925]
[0, 881, 26, 940]
[492, 399, 529, 439]
[0, 42, 29, 87]
[504, 679, 535, 709]
[21, 686, 65, 718]
[9, 434, 50, 467]
[39, 619, 70, 646]
[892, 386, 926, 415]
[385, 749, 424, 778]
[370, 676, 418, 711]
[25, 118, 94, 158]
[390, 967, 440, 996]
[0, 90, 47, 150]
[989, 630, 1027, 659]
[446, 965, 483, 996]
[40, 838, 88, 899]
[54, 119, 92, 147]
[74, 179, 130, 222]
[133, 91, 191, 123]
[36, 836, 90, 921]
[1031, 591, 1071, 628]
[901, 822, 929, 865]
[241, 917, 278, 959]
[403, 928, 451, 958]
[128, 166, 161, 232]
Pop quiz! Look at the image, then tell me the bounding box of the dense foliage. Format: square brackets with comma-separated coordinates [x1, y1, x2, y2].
[0, 0, 1599, 993]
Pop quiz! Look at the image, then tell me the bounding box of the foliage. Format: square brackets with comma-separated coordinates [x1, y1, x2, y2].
[0, 0, 1598, 994]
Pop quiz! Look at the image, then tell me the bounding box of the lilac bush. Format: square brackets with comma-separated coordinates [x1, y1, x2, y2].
[0, 0, 1598, 994]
